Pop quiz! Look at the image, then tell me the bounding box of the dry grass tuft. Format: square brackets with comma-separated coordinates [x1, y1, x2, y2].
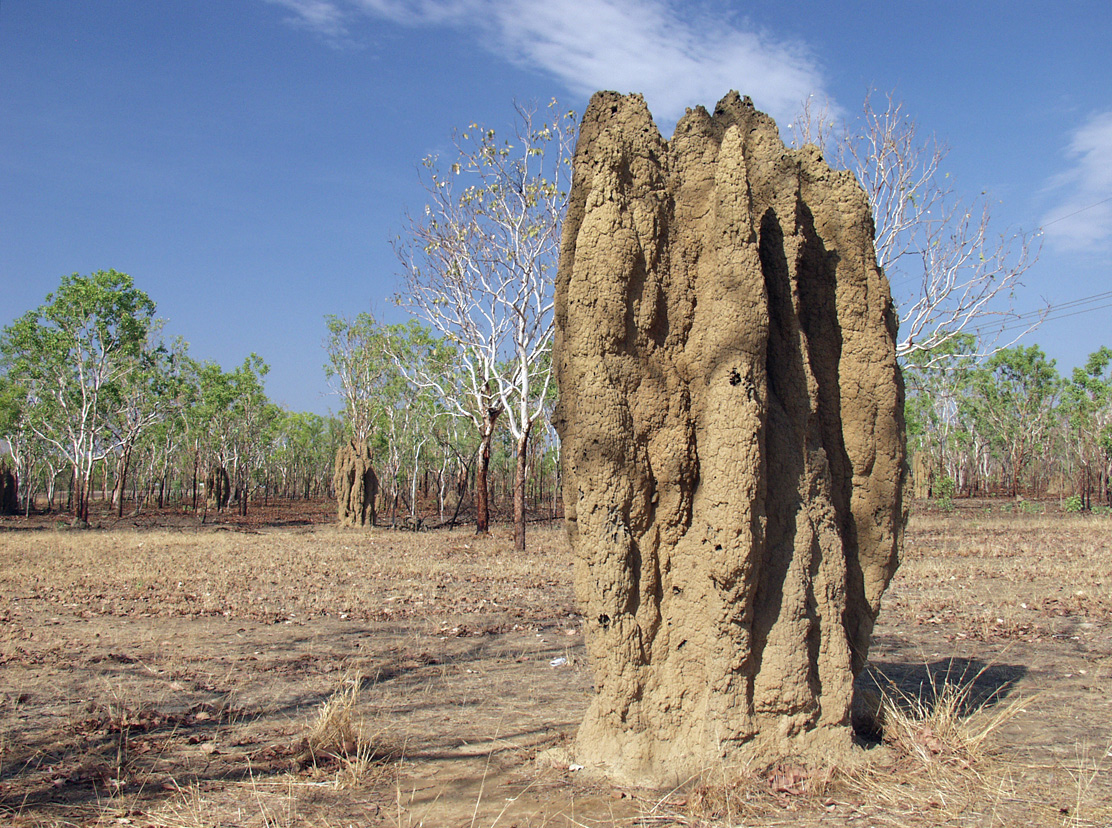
[675, 661, 1040, 826]
[840, 661, 1048, 825]
[297, 676, 392, 786]
[873, 660, 1029, 768]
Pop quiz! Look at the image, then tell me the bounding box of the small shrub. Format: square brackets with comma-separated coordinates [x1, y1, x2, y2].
[1018, 499, 1044, 515]
[1063, 494, 1085, 513]
[934, 477, 956, 512]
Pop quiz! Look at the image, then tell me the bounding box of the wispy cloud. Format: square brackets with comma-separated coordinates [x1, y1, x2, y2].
[266, 0, 829, 127]
[1042, 111, 1112, 250]
[267, 0, 354, 40]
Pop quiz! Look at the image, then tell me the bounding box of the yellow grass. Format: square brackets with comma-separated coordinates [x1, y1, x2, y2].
[1, 508, 1111, 826]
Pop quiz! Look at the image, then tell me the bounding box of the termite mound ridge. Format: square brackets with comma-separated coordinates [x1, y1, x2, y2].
[553, 90, 907, 785]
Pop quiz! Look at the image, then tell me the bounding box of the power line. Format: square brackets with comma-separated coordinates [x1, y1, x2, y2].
[1005, 290, 1112, 323]
[1040, 196, 1112, 230]
[966, 289, 1112, 336]
[996, 301, 1112, 334]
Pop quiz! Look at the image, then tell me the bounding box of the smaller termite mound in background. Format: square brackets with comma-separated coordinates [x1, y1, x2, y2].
[334, 439, 378, 527]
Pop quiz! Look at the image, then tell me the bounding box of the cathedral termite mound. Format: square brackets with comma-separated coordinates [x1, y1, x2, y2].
[334, 439, 378, 527]
[553, 90, 907, 785]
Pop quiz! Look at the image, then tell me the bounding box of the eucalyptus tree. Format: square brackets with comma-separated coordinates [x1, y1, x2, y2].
[132, 398, 188, 510]
[325, 312, 453, 523]
[103, 337, 187, 516]
[0, 374, 38, 514]
[903, 333, 982, 492]
[324, 312, 395, 446]
[229, 356, 279, 515]
[1063, 347, 1112, 507]
[272, 411, 341, 500]
[375, 320, 454, 526]
[393, 99, 576, 548]
[0, 271, 160, 523]
[970, 345, 1061, 496]
[792, 92, 1043, 361]
[186, 354, 275, 515]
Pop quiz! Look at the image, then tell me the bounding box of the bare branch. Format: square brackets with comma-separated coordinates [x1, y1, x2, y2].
[391, 99, 576, 545]
[794, 90, 1046, 361]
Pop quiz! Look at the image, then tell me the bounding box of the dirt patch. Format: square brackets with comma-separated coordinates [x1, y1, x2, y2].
[1, 505, 1111, 826]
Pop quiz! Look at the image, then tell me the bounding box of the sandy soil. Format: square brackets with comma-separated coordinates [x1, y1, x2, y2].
[1, 501, 1110, 826]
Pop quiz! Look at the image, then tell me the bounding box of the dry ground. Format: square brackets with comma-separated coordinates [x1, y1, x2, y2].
[1, 501, 1110, 826]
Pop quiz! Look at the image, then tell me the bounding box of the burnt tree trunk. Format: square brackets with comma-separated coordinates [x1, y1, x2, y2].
[114, 445, 133, 519]
[513, 421, 533, 552]
[474, 409, 501, 535]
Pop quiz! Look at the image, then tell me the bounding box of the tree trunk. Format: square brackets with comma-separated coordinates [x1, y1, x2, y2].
[115, 446, 133, 519]
[78, 466, 91, 524]
[513, 422, 533, 552]
[475, 410, 500, 535]
[239, 472, 249, 516]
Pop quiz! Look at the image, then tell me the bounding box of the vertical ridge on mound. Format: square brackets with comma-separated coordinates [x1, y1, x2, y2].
[554, 91, 907, 785]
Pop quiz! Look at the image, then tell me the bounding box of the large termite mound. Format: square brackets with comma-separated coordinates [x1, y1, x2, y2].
[0, 467, 18, 515]
[553, 91, 907, 785]
[205, 466, 231, 510]
[334, 440, 378, 527]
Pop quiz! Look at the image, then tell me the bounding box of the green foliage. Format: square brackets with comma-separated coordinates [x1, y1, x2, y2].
[905, 337, 1112, 505]
[0, 271, 162, 518]
[324, 312, 396, 444]
[935, 476, 957, 511]
[2, 271, 354, 514]
[903, 333, 979, 491]
[968, 345, 1061, 496]
[1063, 347, 1112, 502]
[395, 100, 577, 542]
[1063, 494, 1085, 513]
[270, 410, 341, 499]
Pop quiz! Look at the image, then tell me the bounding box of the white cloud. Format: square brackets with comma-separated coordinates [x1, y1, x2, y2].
[500, 0, 825, 126]
[266, 0, 353, 40]
[1042, 111, 1112, 250]
[267, 0, 829, 128]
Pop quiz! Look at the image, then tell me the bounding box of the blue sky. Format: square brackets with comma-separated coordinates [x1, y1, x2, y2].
[2, 1, 1110, 414]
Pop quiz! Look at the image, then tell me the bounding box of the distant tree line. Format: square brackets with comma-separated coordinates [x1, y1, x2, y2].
[322, 311, 561, 531]
[906, 337, 1112, 507]
[0, 271, 561, 525]
[6, 96, 1091, 530]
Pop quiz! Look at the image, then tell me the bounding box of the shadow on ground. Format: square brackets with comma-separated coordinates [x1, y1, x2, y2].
[859, 656, 1027, 714]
